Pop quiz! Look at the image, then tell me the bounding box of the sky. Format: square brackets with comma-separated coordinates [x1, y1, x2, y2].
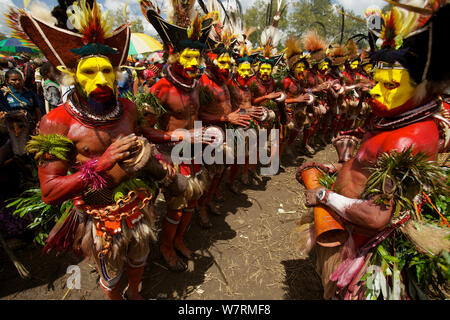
[0, 0, 387, 37]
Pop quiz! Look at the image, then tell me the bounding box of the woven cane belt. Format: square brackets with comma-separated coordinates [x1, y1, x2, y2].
[83, 188, 153, 257]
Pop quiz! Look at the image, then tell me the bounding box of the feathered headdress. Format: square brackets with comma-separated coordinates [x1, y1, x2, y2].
[328, 43, 347, 66]
[233, 40, 258, 65]
[360, 49, 372, 65]
[370, 0, 450, 99]
[7, 0, 130, 69]
[140, 0, 216, 54]
[285, 36, 309, 69]
[346, 39, 359, 62]
[254, 0, 286, 67]
[301, 29, 327, 65]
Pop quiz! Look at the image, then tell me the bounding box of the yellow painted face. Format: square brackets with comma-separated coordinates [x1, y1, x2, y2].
[318, 60, 329, 71]
[217, 53, 231, 71]
[350, 60, 359, 70]
[338, 64, 345, 72]
[179, 48, 201, 78]
[370, 68, 416, 111]
[363, 63, 373, 73]
[259, 63, 273, 79]
[294, 62, 306, 78]
[75, 56, 115, 97]
[237, 62, 252, 78]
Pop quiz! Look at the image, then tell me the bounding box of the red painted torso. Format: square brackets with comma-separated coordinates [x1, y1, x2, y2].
[355, 119, 440, 165]
[228, 77, 253, 111]
[283, 76, 303, 99]
[198, 73, 233, 115]
[150, 77, 200, 131]
[250, 76, 276, 100]
[40, 98, 137, 163]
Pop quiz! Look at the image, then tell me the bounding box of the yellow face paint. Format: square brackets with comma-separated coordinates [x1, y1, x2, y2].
[338, 64, 345, 72]
[179, 48, 201, 78]
[370, 68, 416, 111]
[294, 62, 306, 78]
[350, 60, 359, 70]
[217, 53, 231, 71]
[75, 56, 115, 97]
[318, 60, 329, 71]
[363, 64, 373, 73]
[259, 63, 272, 79]
[237, 62, 252, 78]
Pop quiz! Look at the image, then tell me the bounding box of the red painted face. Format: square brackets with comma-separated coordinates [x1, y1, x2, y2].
[89, 86, 115, 103]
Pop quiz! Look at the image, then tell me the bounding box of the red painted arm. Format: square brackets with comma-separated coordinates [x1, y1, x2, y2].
[38, 160, 86, 205]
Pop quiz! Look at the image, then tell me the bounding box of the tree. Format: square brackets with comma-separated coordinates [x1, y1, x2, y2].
[243, 0, 289, 48]
[285, 0, 367, 47]
[110, 8, 144, 33]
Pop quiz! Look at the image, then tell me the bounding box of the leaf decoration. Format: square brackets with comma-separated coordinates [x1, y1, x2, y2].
[25, 134, 74, 164]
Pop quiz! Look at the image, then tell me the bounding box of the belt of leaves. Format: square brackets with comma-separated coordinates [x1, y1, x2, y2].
[112, 178, 158, 202]
[362, 147, 450, 220]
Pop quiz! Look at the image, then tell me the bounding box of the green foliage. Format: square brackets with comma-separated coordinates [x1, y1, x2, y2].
[421, 169, 450, 226]
[110, 8, 144, 33]
[124, 90, 166, 126]
[112, 178, 158, 202]
[243, 0, 290, 48]
[262, 99, 277, 111]
[25, 134, 74, 164]
[318, 171, 337, 189]
[285, 0, 367, 47]
[272, 64, 289, 83]
[358, 149, 450, 299]
[362, 147, 450, 220]
[6, 189, 73, 246]
[370, 232, 450, 299]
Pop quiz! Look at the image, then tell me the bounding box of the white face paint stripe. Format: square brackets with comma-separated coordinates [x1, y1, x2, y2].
[324, 192, 364, 219]
[99, 72, 106, 84]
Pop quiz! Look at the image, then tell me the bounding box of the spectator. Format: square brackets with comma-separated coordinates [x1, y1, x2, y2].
[18, 53, 36, 93]
[0, 58, 10, 88]
[40, 62, 62, 112]
[0, 89, 7, 112]
[34, 58, 45, 106]
[138, 67, 157, 94]
[2, 69, 42, 123]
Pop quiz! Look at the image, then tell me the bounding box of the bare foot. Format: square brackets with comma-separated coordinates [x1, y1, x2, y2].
[198, 207, 212, 229]
[125, 288, 144, 300]
[208, 202, 221, 216]
[174, 241, 193, 259]
[226, 182, 239, 194]
[160, 245, 187, 272]
[241, 173, 253, 186]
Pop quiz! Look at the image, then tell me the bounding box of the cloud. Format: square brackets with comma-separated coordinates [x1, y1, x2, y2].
[334, 0, 385, 16]
[0, 0, 15, 36]
[102, 0, 157, 36]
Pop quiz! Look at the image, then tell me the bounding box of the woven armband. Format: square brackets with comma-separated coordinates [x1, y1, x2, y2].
[77, 158, 108, 191]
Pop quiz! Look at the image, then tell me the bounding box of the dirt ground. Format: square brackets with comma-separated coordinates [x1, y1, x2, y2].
[0, 141, 338, 300]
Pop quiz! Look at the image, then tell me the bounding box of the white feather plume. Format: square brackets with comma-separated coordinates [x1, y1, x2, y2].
[261, 25, 285, 48]
[29, 0, 57, 26]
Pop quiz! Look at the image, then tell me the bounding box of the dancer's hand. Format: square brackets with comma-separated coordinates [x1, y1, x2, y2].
[226, 109, 251, 127]
[96, 134, 139, 172]
[247, 106, 264, 119]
